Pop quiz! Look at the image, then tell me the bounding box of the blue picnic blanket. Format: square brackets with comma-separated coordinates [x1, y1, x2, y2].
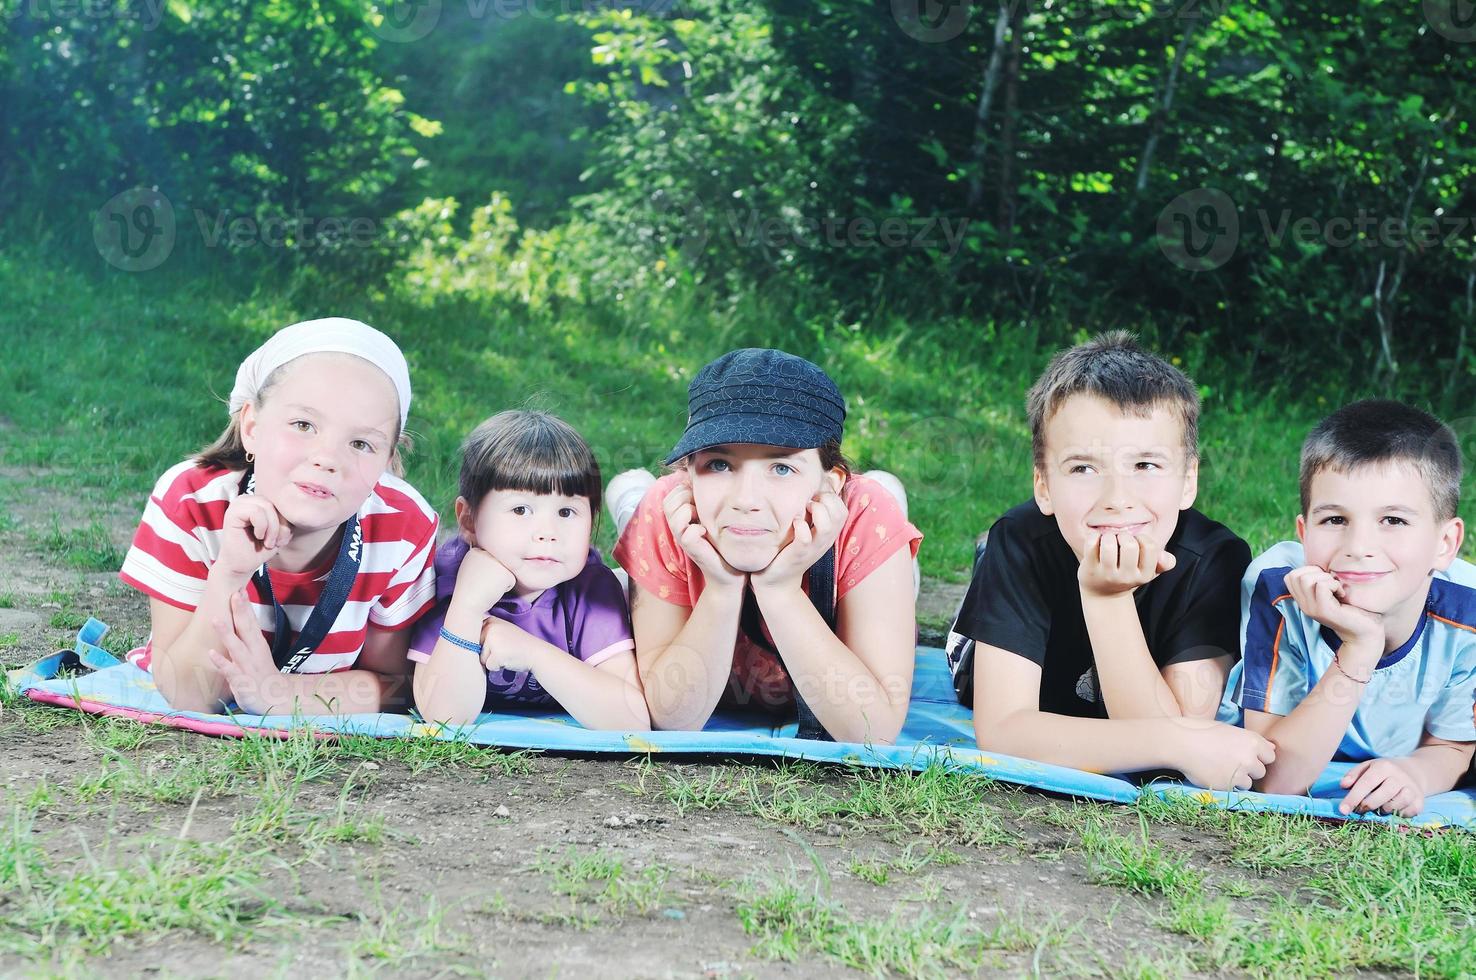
[13, 619, 1475, 830]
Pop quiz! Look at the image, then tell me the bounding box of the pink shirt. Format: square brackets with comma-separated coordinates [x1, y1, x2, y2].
[613, 472, 921, 709]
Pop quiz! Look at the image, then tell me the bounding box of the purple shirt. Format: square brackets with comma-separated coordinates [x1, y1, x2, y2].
[408, 537, 635, 707]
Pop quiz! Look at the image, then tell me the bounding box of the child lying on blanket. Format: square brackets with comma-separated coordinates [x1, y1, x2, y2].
[1219, 400, 1476, 817]
[947, 331, 1276, 790]
[608, 348, 922, 744]
[119, 319, 440, 716]
[410, 411, 648, 730]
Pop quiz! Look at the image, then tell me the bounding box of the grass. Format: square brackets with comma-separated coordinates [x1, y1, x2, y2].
[735, 875, 1052, 977]
[623, 759, 1013, 847]
[78, 715, 169, 753]
[1080, 819, 1204, 898]
[0, 802, 291, 955]
[46, 610, 86, 631]
[0, 249, 1423, 583]
[72, 753, 236, 805]
[2, 250, 1475, 973]
[336, 731, 536, 777]
[538, 847, 673, 919]
[347, 896, 473, 972]
[35, 520, 125, 573]
[1048, 803, 1476, 979]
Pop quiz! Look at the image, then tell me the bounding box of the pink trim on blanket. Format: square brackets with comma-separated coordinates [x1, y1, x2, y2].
[23, 688, 336, 741]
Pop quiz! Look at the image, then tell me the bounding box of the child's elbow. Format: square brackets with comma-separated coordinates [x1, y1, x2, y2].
[842, 705, 905, 746]
[873, 710, 907, 746]
[151, 651, 221, 715]
[1254, 771, 1309, 797]
[418, 703, 479, 728]
[973, 708, 1007, 752]
[411, 685, 479, 728]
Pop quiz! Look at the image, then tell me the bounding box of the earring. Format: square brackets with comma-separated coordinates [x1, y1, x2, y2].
[245, 452, 255, 464]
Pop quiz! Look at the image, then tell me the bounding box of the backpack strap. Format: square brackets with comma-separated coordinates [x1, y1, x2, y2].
[239, 468, 363, 674]
[738, 545, 838, 741]
[795, 546, 836, 740]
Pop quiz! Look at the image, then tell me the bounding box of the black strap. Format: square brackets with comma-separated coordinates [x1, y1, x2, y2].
[239, 469, 363, 674]
[739, 546, 837, 740]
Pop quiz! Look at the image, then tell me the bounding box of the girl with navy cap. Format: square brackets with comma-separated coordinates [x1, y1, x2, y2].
[610, 348, 922, 743]
[118, 319, 440, 716]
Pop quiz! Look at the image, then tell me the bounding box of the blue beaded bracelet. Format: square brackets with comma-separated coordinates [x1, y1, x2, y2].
[439, 626, 483, 654]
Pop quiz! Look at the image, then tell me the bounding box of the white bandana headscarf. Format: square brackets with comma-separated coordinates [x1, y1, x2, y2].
[228, 317, 411, 431]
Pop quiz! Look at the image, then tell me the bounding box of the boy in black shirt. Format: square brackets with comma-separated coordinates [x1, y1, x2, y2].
[948, 332, 1276, 790]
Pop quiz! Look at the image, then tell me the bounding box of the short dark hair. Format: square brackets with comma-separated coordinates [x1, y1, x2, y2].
[459, 411, 602, 516]
[1026, 331, 1200, 468]
[1299, 399, 1461, 521]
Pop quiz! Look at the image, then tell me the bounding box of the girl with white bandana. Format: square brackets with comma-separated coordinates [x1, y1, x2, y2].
[118, 318, 440, 716]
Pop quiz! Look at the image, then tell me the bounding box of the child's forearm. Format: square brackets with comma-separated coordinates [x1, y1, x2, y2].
[641, 584, 744, 731]
[756, 587, 909, 745]
[1399, 741, 1475, 796]
[153, 566, 255, 712]
[975, 711, 1191, 774]
[411, 605, 490, 725]
[412, 648, 486, 725]
[1081, 592, 1183, 719]
[1254, 669, 1369, 795]
[510, 634, 650, 731]
[247, 668, 399, 716]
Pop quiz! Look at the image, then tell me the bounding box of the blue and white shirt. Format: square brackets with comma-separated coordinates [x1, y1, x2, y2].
[1218, 540, 1476, 760]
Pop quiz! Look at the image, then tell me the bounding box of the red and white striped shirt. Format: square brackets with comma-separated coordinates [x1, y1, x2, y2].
[120, 459, 439, 674]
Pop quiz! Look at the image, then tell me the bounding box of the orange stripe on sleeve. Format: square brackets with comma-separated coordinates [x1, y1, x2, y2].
[1266, 619, 1284, 704]
[1429, 612, 1476, 635]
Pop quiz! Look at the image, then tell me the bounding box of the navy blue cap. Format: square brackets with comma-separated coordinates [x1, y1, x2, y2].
[665, 349, 846, 464]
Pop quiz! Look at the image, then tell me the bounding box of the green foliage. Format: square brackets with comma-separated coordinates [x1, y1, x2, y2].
[373, 7, 607, 224]
[7, 0, 1473, 400]
[1, 0, 434, 265]
[563, 0, 1476, 400]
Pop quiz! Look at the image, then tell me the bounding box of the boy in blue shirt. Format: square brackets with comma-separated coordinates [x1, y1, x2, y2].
[1221, 400, 1476, 817]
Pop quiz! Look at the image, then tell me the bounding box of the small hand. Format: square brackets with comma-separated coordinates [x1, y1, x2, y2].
[1285, 565, 1384, 652]
[479, 617, 534, 674]
[217, 495, 292, 579]
[751, 489, 848, 595]
[661, 476, 745, 589]
[1173, 717, 1277, 791]
[206, 590, 283, 715]
[454, 546, 518, 613]
[1078, 532, 1176, 599]
[1339, 758, 1424, 817]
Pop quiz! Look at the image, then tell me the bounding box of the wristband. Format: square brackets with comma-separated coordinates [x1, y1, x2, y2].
[1332, 651, 1371, 685]
[439, 626, 483, 655]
